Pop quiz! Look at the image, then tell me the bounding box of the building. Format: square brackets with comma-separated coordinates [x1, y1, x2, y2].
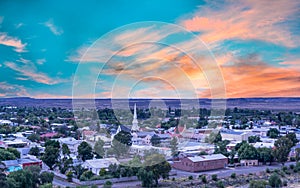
[131, 103, 139, 132]
[82, 158, 119, 175]
[2, 158, 42, 173]
[240, 159, 258, 166]
[221, 130, 251, 142]
[58, 137, 82, 155]
[172, 154, 228, 172]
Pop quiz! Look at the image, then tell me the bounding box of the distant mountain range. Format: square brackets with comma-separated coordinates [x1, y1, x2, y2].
[0, 97, 300, 111]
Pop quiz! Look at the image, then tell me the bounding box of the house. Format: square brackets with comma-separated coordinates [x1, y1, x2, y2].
[240, 159, 258, 166]
[82, 158, 119, 175]
[172, 154, 228, 172]
[2, 158, 42, 173]
[58, 137, 82, 155]
[221, 130, 251, 142]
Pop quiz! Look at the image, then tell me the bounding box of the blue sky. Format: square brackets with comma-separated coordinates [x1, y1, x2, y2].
[0, 0, 299, 98]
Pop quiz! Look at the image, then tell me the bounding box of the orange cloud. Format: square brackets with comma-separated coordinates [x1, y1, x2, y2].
[181, 0, 300, 47]
[0, 33, 26, 52]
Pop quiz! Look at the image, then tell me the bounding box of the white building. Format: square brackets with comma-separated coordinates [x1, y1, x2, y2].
[82, 158, 119, 175]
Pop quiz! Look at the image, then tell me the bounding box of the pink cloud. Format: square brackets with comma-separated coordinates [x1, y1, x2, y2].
[0, 33, 26, 52]
[180, 0, 300, 47]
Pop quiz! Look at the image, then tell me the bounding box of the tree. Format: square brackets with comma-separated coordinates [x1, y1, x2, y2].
[137, 168, 155, 187]
[143, 153, 171, 186]
[114, 131, 132, 146]
[6, 148, 20, 159]
[61, 143, 70, 157]
[214, 140, 229, 157]
[7, 166, 41, 188]
[41, 146, 60, 170]
[237, 143, 258, 160]
[296, 148, 300, 162]
[94, 139, 105, 158]
[150, 134, 161, 146]
[286, 132, 298, 146]
[268, 173, 282, 187]
[0, 149, 16, 161]
[273, 136, 293, 165]
[78, 141, 93, 161]
[205, 131, 222, 144]
[267, 128, 280, 139]
[66, 171, 73, 182]
[103, 180, 112, 188]
[257, 147, 274, 165]
[248, 135, 261, 143]
[29, 146, 40, 156]
[27, 134, 40, 142]
[170, 137, 178, 157]
[44, 140, 60, 149]
[111, 138, 130, 157]
[39, 172, 54, 185]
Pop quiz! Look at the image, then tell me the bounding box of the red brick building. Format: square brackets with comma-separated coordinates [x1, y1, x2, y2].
[172, 154, 228, 172]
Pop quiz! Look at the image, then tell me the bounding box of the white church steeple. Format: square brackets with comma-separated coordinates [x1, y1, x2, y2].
[131, 103, 139, 132]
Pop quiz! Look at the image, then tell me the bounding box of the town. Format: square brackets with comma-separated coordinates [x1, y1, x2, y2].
[0, 103, 300, 188]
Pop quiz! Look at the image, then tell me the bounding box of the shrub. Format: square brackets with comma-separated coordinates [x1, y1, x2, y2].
[216, 180, 224, 188]
[289, 164, 295, 170]
[103, 180, 112, 188]
[188, 175, 193, 180]
[172, 177, 175, 181]
[269, 173, 282, 188]
[66, 171, 73, 182]
[212, 174, 218, 181]
[249, 180, 268, 188]
[283, 180, 288, 186]
[201, 175, 207, 184]
[231, 173, 236, 179]
[266, 168, 271, 173]
[282, 166, 288, 171]
[290, 157, 296, 161]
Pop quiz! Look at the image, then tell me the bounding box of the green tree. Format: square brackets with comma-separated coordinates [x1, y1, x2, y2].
[6, 148, 20, 159]
[267, 128, 280, 139]
[170, 137, 178, 157]
[103, 180, 112, 188]
[257, 147, 274, 165]
[66, 171, 73, 182]
[248, 135, 261, 143]
[29, 146, 40, 156]
[27, 133, 40, 142]
[150, 134, 161, 146]
[0, 149, 16, 161]
[214, 140, 229, 157]
[40, 183, 52, 188]
[39, 171, 54, 185]
[41, 146, 60, 170]
[137, 168, 154, 187]
[44, 140, 60, 149]
[268, 173, 282, 188]
[61, 143, 70, 157]
[286, 132, 298, 146]
[272, 136, 293, 165]
[78, 141, 93, 161]
[238, 143, 258, 160]
[114, 131, 132, 146]
[143, 153, 171, 186]
[94, 139, 105, 158]
[205, 131, 222, 144]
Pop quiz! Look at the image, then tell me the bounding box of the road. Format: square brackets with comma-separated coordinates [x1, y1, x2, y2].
[52, 162, 296, 188]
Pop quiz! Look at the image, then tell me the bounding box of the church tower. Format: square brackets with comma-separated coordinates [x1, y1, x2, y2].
[131, 103, 139, 132]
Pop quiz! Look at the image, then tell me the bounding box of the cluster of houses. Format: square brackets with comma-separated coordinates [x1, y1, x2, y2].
[0, 105, 300, 176]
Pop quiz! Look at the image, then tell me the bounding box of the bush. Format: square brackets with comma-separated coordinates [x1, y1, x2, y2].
[269, 173, 282, 188]
[188, 175, 193, 180]
[231, 173, 236, 179]
[212, 174, 218, 181]
[289, 164, 295, 170]
[201, 175, 207, 184]
[266, 168, 271, 173]
[66, 171, 73, 182]
[172, 177, 175, 181]
[290, 157, 296, 161]
[103, 180, 112, 188]
[249, 180, 268, 188]
[283, 180, 288, 186]
[282, 166, 288, 171]
[216, 180, 224, 188]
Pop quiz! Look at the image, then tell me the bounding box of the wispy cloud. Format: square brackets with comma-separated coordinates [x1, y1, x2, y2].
[0, 82, 28, 97]
[4, 60, 66, 85]
[180, 0, 300, 47]
[44, 19, 63, 35]
[0, 33, 27, 52]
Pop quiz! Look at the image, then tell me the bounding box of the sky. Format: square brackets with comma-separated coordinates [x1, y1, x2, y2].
[0, 0, 299, 99]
